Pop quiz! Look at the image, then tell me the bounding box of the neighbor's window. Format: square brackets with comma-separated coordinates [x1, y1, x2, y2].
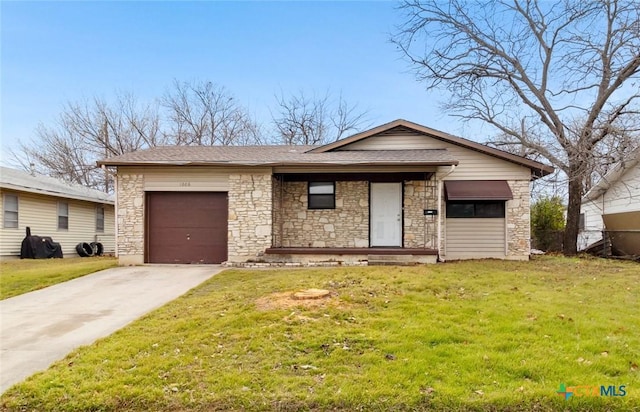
[58, 202, 69, 230]
[579, 213, 585, 231]
[446, 201, 505, 218]
[3, 194, 18, 228]
[308, 182, 335, 209]
[96, 205, 105, 232]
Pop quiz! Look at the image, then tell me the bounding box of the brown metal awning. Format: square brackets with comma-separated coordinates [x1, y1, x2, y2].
[444, 180, 513, 200]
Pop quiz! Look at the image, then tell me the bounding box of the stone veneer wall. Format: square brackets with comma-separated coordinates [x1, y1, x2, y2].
[403, 180, 438, 248]
[506, 179, 531, 258]
[116, 172, 145, 264]
[227, 173, 272, 262]
[273, 180, 440, 249]
[274, 181, 369, 248]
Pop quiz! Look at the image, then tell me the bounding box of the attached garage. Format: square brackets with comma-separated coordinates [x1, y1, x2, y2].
[444, 180, 513, 259]
[145, 192, 228, 264]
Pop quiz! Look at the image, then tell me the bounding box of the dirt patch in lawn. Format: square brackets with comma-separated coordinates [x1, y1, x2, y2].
[256, 289, 341, 311]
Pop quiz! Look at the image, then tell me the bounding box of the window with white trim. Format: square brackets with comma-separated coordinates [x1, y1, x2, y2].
[3, 194, 18, 228]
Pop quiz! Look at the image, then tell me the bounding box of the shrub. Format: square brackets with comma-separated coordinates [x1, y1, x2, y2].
[531, 196, 565, 251]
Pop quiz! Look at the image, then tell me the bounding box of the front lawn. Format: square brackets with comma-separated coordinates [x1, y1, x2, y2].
[0, 257, 117, 300]
[1, 256, 638, 411]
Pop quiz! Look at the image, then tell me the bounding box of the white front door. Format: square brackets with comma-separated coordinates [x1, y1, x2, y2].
[370, 182, 402, 247]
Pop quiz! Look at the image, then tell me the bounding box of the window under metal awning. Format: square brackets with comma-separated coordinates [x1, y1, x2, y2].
[444, 180, 513, 200]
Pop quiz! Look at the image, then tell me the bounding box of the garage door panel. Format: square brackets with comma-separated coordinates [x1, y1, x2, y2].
[148, 228, 225, 245]
[146, 192, 228, 264]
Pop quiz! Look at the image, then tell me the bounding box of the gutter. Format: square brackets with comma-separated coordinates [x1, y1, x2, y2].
[97, 160, 460, 168]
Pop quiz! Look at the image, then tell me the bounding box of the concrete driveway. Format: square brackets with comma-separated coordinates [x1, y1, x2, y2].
[0, 265, 223, 393]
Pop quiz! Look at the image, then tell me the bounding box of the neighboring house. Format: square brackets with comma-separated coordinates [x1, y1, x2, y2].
[0, 166, 115, 258]
[579, 152, 640, 255]
[99, 119, 553, 265]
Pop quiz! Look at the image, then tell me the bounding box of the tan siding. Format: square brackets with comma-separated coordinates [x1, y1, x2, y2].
[338, 131, 444, 150]
[143, 168, 229, 191]
[0, 189, 115, 258]
[119, 166, 276, 192]
[338, 132, 530, 180]
[445, 218, 505, 258]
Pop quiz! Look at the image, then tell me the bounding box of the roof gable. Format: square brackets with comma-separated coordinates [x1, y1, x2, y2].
[309, 119, 554, 178]
[583, 150, 640, 202]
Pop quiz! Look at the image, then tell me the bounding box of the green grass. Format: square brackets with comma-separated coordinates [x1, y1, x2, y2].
[1, 256, 639, 411]
[0, 257, 117, 300]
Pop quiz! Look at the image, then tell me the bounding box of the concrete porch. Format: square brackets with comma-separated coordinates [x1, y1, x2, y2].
[262, 247, 438, 265]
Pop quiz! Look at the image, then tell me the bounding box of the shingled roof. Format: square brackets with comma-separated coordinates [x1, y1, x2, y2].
[0, 166, 114, 204]
[98, 119, 553, 178]
[98, 146, 459, 167]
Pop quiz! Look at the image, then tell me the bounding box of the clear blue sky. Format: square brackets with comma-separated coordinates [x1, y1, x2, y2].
[1, 1, 487, 165]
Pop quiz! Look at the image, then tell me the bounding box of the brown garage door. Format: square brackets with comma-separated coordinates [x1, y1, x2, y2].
[146, 192, 228, 264]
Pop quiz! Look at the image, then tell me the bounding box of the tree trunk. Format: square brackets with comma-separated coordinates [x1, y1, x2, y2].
[563, 175, 583, 255]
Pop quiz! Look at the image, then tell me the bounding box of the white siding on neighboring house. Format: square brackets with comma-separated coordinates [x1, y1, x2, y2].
[0, 189, 115, 258]
[578, 201, 605, 250]
[337, 130, 531, 180]
[579, 162, 640, 250]
[601, 164, 640, 214]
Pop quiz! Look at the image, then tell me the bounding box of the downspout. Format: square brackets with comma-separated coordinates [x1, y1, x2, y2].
[114, 170, 118, 259]
[424, 173, 428, 249]
[102, 164, 117, 259]
[437, 165, 456, 261]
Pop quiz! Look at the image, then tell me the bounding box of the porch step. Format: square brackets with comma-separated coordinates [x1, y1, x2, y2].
[367, 254, 418, 266]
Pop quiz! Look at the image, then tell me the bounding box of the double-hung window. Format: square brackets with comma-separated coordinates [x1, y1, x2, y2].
[3, 194, 18, 228]
[96, 206, 105, 232]
[308, 182, 335, 209]
[58, 202, 69, 230]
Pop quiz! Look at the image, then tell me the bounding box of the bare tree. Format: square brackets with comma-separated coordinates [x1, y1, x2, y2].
[394, 0, 640, 255]
[17, 93, 165, 192]
[16, 80, 265, 191]
[161, 79, 262, 146]
[271, 90, 369, 145]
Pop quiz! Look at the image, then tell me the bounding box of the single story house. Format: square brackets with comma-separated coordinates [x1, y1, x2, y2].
[579, 151, 640, 255]
[0, 166, 115, 258]
[99, 119, 553, 265]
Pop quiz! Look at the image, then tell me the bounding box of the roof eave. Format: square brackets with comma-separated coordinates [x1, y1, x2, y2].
[267, 160, 460, 167]
[99, 160, 460, 168]
[0, 183, 115, 205]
